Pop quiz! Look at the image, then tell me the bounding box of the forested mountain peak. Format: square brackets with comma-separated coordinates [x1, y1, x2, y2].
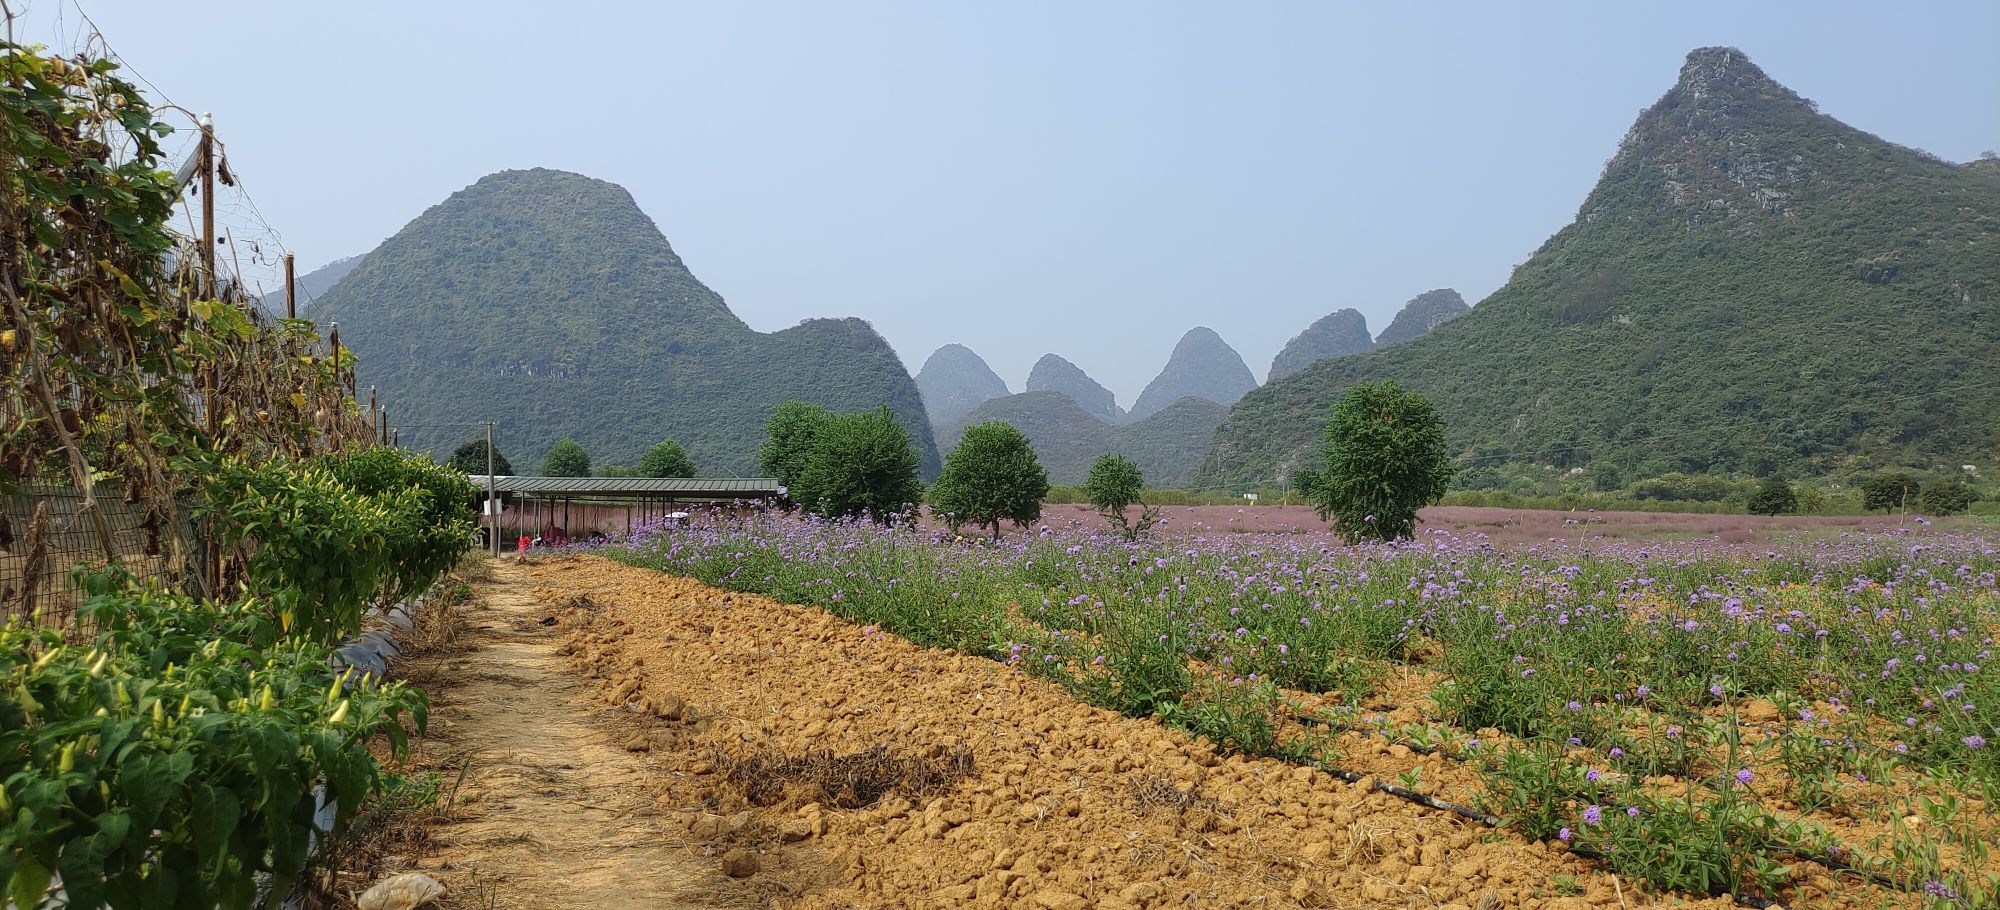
[309, 168, 939, 475]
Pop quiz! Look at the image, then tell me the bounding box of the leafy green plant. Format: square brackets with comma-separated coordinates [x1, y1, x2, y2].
[540, 439, 591, 478]
[1861, 472, 1923, 513]
[1747, 477, 1798, 515]
[637, 439, 697, 479]
[929, 422, 1048, 539]
[447, 437, 512, 477]
[1920, 480, 1978, 516]
[791, 407, 923, 524]
[0, 577, 423, 909]
[758, 402, 832, 499]
[1161, 678, 1285, 757]
[1298, 380, 1453, 543]
[201, 459, 397, 644]
[319, 447, 478, 604]
[1081, 454, 1160, 540]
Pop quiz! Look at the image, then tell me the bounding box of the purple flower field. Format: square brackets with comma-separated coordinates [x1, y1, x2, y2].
[581, 512, 2000, 905]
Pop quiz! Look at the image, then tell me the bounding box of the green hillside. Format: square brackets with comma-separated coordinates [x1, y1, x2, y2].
[942, 392, 1227, 487]
[309, 169, 940, 475]
[1201, 47, 2000, 488]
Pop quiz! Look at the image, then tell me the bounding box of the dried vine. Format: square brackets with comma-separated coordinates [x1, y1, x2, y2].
[1, 38, 370, 585]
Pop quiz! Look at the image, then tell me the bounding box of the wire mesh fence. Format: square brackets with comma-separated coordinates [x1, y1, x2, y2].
[1, 481, 193, 627]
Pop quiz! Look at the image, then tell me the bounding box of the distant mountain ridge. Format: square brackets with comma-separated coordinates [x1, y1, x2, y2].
[308, 168, 940, 475]
[943, 392, 1226, 487]
[1268, 308, 1372, 381]
[916, 344, 1011, 427]
[253, 254, 363, 316]
[1201, 47, 2000, 487]
[1027, 354, 1124, 422]
[1129, 327, 1257, 421]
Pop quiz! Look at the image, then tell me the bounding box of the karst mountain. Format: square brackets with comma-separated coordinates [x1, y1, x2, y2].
[1026, 354, 1124, 422]
[1129, 327, 1258, 421]
[308, 169, 940, 475]
[1268, 308, 1373, 382]
[1372, 289, 1469, 347]
[1201, 47, 2000, 487]
[916, 344, 1011, 428]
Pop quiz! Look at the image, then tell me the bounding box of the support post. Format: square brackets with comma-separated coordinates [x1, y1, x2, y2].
[199, 115, 215, 296]
[283, 253, 296, 319]
[487, 420, 499, 556]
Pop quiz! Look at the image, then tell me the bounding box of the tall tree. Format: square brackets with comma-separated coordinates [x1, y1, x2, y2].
[793, 407, 922, 524]
[1747, 477, 1798, 515]
[1300, 380, 1453, 544]
[930, 422, 1049, 538]
[1082, 454, 1159, 540]
[1860, 472, 1922, 513]
[639, 438, 697, 478]
[448, 437, 512, 476]
[541, 438, 591, 477]
[759, 401, 832, 486]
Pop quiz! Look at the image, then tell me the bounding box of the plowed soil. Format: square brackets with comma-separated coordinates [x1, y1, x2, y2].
[472, 554, 1750, 910]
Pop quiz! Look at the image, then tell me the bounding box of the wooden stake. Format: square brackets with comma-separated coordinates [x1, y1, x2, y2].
[199, 116, 215, 296]
[283, 253, 296, 319]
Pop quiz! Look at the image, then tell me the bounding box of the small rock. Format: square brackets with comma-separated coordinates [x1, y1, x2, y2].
[654, 693, 686, 721]
[357, 873, 446, 910]
[721, 848, 760, 878]
[780, 819, 814, 842]
[624, 736, 651, 752]
[1743, 698, 1781, 723]
[1119, 881, 1161, 903]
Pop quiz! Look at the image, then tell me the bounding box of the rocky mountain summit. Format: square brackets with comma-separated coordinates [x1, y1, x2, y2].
[916, 344, 1011, 427]
[1268, 308, 1372, 381]
[1026, 354, 1124, 422]
[1129, 327, 1258, 421]
[1373, 289, 1469, 347]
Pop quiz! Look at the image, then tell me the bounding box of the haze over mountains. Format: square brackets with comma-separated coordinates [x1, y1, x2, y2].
[293, 47, 1995, 492]
[1203, 47, 2000, 487]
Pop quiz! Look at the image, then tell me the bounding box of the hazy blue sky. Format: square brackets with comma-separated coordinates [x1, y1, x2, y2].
[19, 1, 2000, 402]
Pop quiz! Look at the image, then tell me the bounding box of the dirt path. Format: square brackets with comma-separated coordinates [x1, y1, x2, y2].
[414, 559, 757, 910]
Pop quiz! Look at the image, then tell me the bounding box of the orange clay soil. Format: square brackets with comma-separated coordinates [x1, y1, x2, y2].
[504, 554, 1772, 910]
[402, 559, 761, 910]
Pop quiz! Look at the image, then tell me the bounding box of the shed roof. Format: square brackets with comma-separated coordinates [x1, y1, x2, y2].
[469, 475, 782, 498]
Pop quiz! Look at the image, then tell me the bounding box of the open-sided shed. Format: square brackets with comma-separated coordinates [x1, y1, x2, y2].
[468, 475, 783, 548]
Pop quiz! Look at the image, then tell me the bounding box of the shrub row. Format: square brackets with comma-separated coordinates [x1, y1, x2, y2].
[3, 447, 474, 909]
